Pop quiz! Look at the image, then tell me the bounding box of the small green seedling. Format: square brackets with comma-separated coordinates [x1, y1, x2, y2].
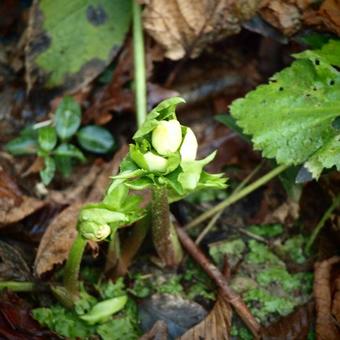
[5, 96, 115, 185]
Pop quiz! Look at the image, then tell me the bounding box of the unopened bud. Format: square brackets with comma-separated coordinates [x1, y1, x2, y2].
[180, 128, 198, 161]
[152, 120, 182, 156]
[144, 151, 168, 172]
[79, 221, 111, 241]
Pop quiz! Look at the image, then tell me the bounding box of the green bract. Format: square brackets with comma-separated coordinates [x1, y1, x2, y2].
[230, 39, 340, 180]
[112, 97, 227, 200]
[78, 221, 111, 241]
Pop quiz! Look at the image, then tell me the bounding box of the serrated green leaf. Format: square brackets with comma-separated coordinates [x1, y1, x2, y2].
[40, 156, 56, 185]
[27, 0, 132, 92]
[5, 136, 38, 155]
[54, 143, 86, 162]
[55, 97, 81, 140]
[230, 39, 340, 179]
[77, 125, 114, 154]
[38, 126, 57, 152]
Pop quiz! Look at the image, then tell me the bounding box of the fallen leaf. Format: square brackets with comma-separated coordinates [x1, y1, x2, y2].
[0, 291, 61, 339]
[0, 241, 32, 281]
[26, 0, 132, 92]
[318, 0, 340, 35]
[261, 301, 314, 339]
[314, 256, 340, 340]
[34, 202, 82, 277]
[179, 296, 232, 340]
[142, 0, 262, 60]
[333, 274, 340, 323]
[140, 320, 168, 340]
[259, 0, 303, 36]
[0, 167, 45, 228]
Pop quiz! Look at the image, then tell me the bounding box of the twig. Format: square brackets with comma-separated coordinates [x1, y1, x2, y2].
[133, 0, 147, 127]
[185, 164, 288, 230]
[195, 162, 263, 245]
[176, 226, 261, 338]
[0, 281, 35, 292]
[306, 194, 340, 253]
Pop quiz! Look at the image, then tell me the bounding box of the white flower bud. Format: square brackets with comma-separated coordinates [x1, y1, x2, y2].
[180, 128, 198, 161]
[144, 151, 168, 172]
[152, 120, 182, 156]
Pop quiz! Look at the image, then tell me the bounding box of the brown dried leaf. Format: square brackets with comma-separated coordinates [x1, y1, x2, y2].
[261, 301, 314, 339]
[34, 202, 82, 277]
[0, 167, 45, 227]
[303, 0, 340, 36]
[314, 256, 340, 340]
[332, 274, 340, 323]
[178, 297, 232, 340]
[142, 0, 261, 60]
[259, 0, 303, 36]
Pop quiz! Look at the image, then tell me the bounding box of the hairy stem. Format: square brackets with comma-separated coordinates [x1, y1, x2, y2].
[0, 281, 35, 292]
[185, 164, 289, 229]
[151, 185, 182, 267]
[306, 194, 340, 253]
[63, 233, 87, 298]
[133, 0, 146, 127]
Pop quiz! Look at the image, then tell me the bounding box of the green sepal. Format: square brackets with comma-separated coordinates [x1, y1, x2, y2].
[79, 205, 128, 225]
[133, 97, 185, 141]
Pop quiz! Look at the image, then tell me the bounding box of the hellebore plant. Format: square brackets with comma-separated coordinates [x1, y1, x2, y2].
[111, 97, 227, 266]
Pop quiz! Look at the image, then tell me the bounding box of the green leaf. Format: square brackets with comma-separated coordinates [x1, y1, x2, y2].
[54, 143, 86, 162]
[133, 97, 185, 140]
[55, 97, 81, 140]
[80, 296, 128, 325]
[230, 39, 340, 179]
[40, 156, 56, 185]
[55, 155, 73, 177]
[27, 0, 132, 92]
[38, 126, 57, 152]
[77, 125, 115, 154]
[5, 135, 38, 155]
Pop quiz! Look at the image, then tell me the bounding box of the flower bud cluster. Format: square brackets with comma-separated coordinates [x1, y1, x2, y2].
[131, 119, 198, 173]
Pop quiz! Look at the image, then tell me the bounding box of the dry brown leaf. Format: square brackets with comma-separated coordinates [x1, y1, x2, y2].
[0, 167, 45, 227]
[178, 297, 232, 340]
[34, 202, 82, 276]
[314, 256, 340, 340]
[142, 0, 262, 60]
[303, 0, 340, 36]
[261, 301, 314, 339]
[34, 145, 129, 277]
[332, 274, 340, 323]
[259, 0, 303, 36]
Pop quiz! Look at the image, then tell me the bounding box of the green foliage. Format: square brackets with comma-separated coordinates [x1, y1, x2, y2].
[33, 280, 140, 339]
[245, 240, 283, 266]
[5, 97, 114, 185]
[29, 0, 132, 91]
[229, 39, 340, 180]
[247, 224, 283, 238]
[209, 239, 246, 267]
[280, 235, 308, 264]
[55, 97, 81, 140]
[77, 125, 115, 153]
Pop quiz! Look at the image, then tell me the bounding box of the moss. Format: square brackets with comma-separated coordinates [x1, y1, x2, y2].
[281, 235, 307, 264]
[245, 240, 283, 266]
[247, 224, 283, 238]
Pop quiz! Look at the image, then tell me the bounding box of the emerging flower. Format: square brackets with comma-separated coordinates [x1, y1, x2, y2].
[78, 221, 111, 241]
[152, 119, 182, 156]
[180, 128, 198, 161]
